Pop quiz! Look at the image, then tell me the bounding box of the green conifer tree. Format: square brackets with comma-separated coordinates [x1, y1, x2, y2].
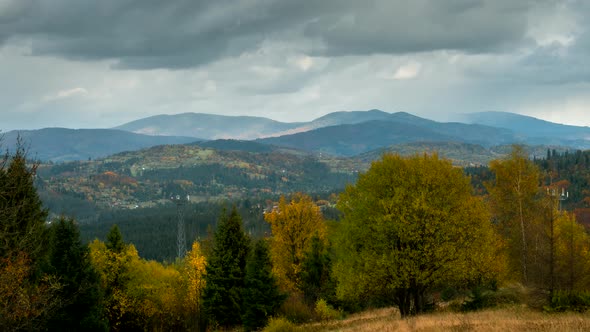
[203, 207, 250, 328]
[300, 233, 334, 304]
[0, 141, 59, 330]
[106, 224, 125, 254]
[0, 146, 48, 263]
[46, 217, 108, 331]
[242, 239, 285, 332]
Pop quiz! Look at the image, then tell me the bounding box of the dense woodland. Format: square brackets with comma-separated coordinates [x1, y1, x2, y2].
[4, 143, 590, 331]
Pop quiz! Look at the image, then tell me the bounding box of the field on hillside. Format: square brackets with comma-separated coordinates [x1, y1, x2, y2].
[301, 306, 590, 331]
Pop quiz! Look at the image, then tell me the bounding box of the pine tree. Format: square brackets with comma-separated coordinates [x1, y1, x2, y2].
[46, 217, 108, 331]
[203, 207, 250, 328]
[242, 239, 285, 332]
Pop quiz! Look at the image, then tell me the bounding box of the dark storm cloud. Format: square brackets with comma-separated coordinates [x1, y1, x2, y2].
[0, 0, 538, 69]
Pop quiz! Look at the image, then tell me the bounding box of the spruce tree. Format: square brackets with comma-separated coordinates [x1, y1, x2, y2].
[106, 224, 125, 254]
[0, 141, 58, 330]
[46, 217, 108, 331]
[203, 207, 250, 328]
[0, 147, 48, 263]
[242, 239, 285, 332]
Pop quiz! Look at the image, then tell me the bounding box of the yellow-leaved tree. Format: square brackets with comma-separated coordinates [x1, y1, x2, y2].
[89, 225, 189, 331]
[333, 153, 505, 317]
[554, 211, 590, 293]
[486, 145, 541, 284]
[182, 241, 207, 330]
[264, 193, 327, 291]
[88, 228, 139, 331]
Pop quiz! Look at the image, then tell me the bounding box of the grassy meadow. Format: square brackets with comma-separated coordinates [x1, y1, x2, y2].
[293, 306, 590, 332]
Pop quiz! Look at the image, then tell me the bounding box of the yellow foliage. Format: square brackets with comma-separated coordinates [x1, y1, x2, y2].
[184, 241, 207, 313]
[89, 239, 188, 330]
[486, 145, 542, 283]
[553, 212, 590, 291]
[264, 193, 327, 291]
[333, 153, 505, 314]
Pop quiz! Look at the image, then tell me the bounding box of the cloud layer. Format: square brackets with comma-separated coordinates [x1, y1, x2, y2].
[0, 0, 589, 130]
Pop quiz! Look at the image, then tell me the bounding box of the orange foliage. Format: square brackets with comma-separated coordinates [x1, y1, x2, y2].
[0, 253, 61, 330]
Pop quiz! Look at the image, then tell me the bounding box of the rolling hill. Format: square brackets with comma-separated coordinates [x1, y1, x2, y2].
[36, 143, 357, 216]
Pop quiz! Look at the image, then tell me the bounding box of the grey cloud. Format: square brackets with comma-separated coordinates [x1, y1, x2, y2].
[0, 0, 544, 69]
[304, 0, 535, 56]
[1, 0, 285, 68]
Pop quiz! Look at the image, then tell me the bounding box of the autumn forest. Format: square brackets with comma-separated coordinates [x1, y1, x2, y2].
[3, 144, 590, 331]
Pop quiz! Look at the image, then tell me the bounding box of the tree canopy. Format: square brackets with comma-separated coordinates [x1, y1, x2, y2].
[333, 153, 505, 316]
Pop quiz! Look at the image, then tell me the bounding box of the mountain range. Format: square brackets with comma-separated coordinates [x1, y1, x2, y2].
[4, 110, 590, 161]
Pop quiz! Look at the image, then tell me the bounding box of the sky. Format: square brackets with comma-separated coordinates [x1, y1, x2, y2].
[1, 0, 589, 131]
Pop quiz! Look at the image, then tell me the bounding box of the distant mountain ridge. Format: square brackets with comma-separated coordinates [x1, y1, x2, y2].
[114, 110, 397, 140]
[459, 111, 590, 142]
[115, 113, 303, 140]
[5, 109, 590, 161]
[2, 128, 197, 162]
[257, 112, 519, 156]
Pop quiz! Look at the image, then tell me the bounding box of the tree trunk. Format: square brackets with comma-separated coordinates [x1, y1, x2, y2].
[396, 289, 410, 318]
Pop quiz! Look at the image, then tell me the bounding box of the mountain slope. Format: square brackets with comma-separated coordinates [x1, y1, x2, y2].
[306, 109, 393, 129]
[460, 111, 590, 142]
[196, 139, 307, 155]
[258, 113, 519, 156]
[2, 128, 197, 162]
[115, 113, 302, 140]
[258, 120, 458, 156]
[357, 141, 499, 166]
[387, 112, 516, 146]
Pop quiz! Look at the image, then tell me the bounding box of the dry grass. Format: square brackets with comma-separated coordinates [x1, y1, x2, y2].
[301, 306, 590, 332]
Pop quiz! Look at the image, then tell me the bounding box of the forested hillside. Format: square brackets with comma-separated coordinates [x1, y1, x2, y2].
[36, 143, 355, 219]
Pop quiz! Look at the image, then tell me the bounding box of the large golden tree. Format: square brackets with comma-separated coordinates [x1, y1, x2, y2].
[333, 153, 504, 316]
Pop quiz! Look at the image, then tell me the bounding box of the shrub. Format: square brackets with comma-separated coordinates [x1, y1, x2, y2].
[315, 298, 342, 321]
[278, 293, 316, 323]
[441, 287, 459, 302]
[262, 317, 300, 332]
[461, 284, 523, 312]
[549, 290, 590, 312]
